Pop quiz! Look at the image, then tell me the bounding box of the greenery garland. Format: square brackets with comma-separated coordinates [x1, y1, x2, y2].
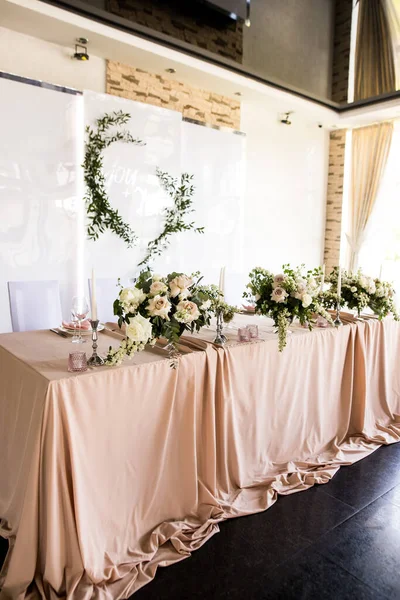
[84, 111, 205, 261]
[83, 110, 144, 246]
[138, 168, 204, 267]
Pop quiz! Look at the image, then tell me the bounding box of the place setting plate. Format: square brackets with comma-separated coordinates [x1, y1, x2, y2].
[58, 323, 105, 336]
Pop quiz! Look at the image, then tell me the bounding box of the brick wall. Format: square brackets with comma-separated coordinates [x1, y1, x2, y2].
[323, 129, 347, 272]
[323, 0, 353, 269]
[331, 0, 353, 104]
[106, 60, 241, 129]
[106, 0, 243, 63]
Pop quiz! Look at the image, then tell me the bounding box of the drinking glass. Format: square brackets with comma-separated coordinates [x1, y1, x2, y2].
[71, 296, 89, 344]
[70, 311, 80, 344]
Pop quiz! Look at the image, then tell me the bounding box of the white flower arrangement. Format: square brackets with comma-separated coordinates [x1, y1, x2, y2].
[244, 264, 333, 351]
[105, 270, 214, 367]
[324, 268, 399, 320]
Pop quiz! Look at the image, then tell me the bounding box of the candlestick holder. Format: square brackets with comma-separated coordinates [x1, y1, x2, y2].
[333, 301, 343, 327]
[88, 319, 104, 366]
[213, 310, 227, 345]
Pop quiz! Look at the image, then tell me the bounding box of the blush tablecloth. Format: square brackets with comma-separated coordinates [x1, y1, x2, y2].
[0, 318, 400, 599]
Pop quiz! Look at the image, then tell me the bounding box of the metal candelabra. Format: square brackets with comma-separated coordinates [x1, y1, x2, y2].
[88, 319, 104, 366]
[213, 310, 227, 345]
[333, 300, 343, 327]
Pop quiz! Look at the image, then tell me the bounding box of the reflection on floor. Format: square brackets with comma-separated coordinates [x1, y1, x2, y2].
[1, 443, 400, 599]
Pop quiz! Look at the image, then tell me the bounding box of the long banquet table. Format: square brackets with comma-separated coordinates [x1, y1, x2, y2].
[1, 316, 400, 599]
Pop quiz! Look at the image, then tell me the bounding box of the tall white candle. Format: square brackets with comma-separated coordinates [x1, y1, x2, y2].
[320, 263, 325, 293]
[379, 264, 383, 280]
[219, 267, 225, 296]
[91, 268, 97, 321]
[337, 266, 341, 298]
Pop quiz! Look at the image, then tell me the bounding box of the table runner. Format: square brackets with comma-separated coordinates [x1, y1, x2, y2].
[0, 318, 399, 599]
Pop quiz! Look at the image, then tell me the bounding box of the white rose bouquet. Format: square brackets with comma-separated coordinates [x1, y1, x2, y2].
[244, 264, 332, 351]
[105, 269, 214, 366]
[324, 268, 399, 320]
[369, 279, 399, 320]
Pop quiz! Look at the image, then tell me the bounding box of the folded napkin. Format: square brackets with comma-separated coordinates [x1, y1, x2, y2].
[104, 322, 125, 340]
[180, 336, 210, 351]
[62, 319, 91, 330]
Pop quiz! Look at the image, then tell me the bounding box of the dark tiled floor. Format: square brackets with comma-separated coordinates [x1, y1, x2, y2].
[1, 443, 400, 599]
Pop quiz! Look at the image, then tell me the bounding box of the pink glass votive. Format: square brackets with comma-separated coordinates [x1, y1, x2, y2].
[316, 316, 328, 328]
[246, 324, 258, 339]
[68, 351, 88, 372]
[238, 327, 251, 342]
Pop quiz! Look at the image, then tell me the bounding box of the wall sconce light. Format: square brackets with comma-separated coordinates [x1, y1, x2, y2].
[74, 38, 89, 61]
[280, 111, 293, 125]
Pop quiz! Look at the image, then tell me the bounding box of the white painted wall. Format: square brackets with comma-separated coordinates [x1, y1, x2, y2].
[240, 100, 328, 274]
[0, 26, 106, 92]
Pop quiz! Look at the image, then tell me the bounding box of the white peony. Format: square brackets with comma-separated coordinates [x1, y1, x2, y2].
[271, 287, 288, 303]
[169, 275, 193, 298]
[301, 293, 312, 308]
[200, 299, 212, 310]
[146, 295, 171, 319]
[149, 281, 168, 296]
[120, 287, 147, 312]
[175, 300, 200, 323]
[126, 314, 152, 344]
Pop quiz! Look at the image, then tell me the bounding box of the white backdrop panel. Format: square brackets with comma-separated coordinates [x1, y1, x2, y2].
[158, 121, 246, 304]
[0, 77, 81, 332]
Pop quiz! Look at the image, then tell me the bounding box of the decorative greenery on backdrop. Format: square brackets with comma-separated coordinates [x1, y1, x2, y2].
[138, 169, 205, 267]
[84, 110, 143, 247]
[83, 111, 204, 265]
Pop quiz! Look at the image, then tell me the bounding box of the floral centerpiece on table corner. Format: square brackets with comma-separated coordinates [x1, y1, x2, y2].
[195, 283, 240, 323]
[324, 267, 399, 320]
[244, 264, 333, 352]
[105, 270, 214, 367]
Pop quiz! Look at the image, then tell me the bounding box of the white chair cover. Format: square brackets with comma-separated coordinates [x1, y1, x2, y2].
[8, 280, 62, 332]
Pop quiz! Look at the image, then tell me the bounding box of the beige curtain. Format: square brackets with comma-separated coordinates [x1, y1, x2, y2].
[348, 122, 393, 271]
[355, 0, 396, 100]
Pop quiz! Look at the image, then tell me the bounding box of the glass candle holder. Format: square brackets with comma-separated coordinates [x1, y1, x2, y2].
[246, 324, 258, 339]
[316, 316, 328, 328]
[68, 351, 88, 372]
[238, 327, 251, 342]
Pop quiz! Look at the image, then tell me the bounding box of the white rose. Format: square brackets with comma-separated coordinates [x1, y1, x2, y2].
[271, 287, 288, 303]
[147, 295, 171, 319]
[126, 314, 152, 344]
[200, 299, 212, 310]
[120, 287, 147, 312]
[175, 300, 200, 323]
[169, 275, 193, 298]
[274, 274, 285, 283]
[149, 281, 168, 296]
[351, 286, 357, 293]
[301, 293, 312, 308]
[152, 274, 162, 281]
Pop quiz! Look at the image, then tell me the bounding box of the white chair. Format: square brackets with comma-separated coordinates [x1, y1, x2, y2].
[88, 278, 122, 323]
[8, 280, 62, 332]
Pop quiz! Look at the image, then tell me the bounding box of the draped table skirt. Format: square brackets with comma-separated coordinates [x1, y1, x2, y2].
[0, 318, 399, 599]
